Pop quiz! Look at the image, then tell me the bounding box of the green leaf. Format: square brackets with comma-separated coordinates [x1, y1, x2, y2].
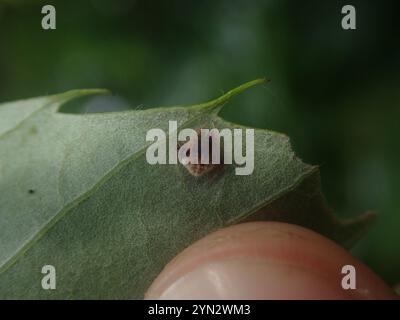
[0, 79, 373, 299]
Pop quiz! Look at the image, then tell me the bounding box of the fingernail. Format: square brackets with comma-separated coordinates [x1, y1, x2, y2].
[154, 257, 347, 300]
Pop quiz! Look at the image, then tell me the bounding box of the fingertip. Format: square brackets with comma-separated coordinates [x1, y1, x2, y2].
[145, 222, 398, 300]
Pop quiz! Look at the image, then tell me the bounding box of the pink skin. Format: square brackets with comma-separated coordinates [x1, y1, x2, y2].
[145, 222, 398, 300]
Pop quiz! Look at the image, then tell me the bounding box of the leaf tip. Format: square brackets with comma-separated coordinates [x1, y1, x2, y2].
[201, 78, 270, 112]
[336, 211, 377, 249]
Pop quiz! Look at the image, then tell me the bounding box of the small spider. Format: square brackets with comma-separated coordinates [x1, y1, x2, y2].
[177, 128, 225, 177]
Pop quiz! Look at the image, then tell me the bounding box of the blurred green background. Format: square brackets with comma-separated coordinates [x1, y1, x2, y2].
[0, 0, 399, 285]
